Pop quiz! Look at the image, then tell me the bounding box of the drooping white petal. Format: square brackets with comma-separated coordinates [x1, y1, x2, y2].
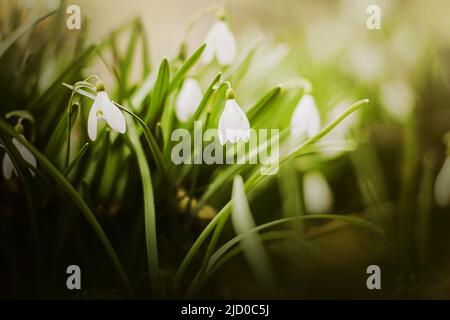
[218, 99, 250, 145]
[88, 95, 100, 141]
[202, 21, 220, 65]
[435, 157, 450, 207]
[303, 171, 334, 214]
[100, 92, 126, 134]
[290, 94, 321, 140]
[88, 91, 126, 141]
[175, 78, 203, 122]
[12, 138, 37, 177]
[214, 21, 237, 66]
[2, 153, 14, 180]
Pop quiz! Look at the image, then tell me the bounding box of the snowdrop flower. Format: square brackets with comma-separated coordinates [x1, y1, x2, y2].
[202, 18, 237, 66]
[380, 80, 415, 122]
[218, 89, 250, 145]
[2, 137, 37, 180]
[435, 156, 450, 207]
[88, 81, 126, 141]
[175, 78, 203, 122]
[290, 94, 321, 140]
[303, 171, 334, 214]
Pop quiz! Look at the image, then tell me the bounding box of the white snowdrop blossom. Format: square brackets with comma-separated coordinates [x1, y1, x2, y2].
[88, 82, 126, 141]
[175, 78, 203, 122]
[218, 91, 250, 145]
[303, 171, 334, 214]
[380, 80, 415, 122]
[290, 94, 321, 140]
[202, 20, 237, 66]
[2, 137, 37, 180]
[435, 156, 450, 207]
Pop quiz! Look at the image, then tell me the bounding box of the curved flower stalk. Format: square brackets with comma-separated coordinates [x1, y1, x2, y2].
[218, 88, 250, 145]
[303, 170, 334, 214]
[202, 17, 237, 66]
[290, 94, 321, 141]
[175, 78, 203, 122]
[88, 81, 126, 141]
[2, 136, 37, 180]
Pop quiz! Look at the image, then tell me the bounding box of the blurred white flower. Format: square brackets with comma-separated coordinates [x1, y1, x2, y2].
[202, 20, 237, 66]
[88, 82, 126, 141]
[2, 137, 37, 180]
[344, 43, 385, 82]
[306, 17, 349, 62]
[290, 94, 321, 140]
[175, 78, 203, 122]
[218, 91, 250, 145]
[435, 157, 450, 207]
[380, 80, 415, 122]
[303, 171, 334, 214]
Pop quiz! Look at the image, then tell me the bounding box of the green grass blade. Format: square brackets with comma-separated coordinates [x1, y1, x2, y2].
[168, 44, 206, 92]
[230, 175, 275, 287]
[247, 85, 282, 122]
[29, 44, 97, 112]
[0, 11, 56, 58]
[45, 100, 79, 167]
[64, 143, 90, 176]
[185, 72, 222, 129]
[127, 118, 160, 296]
[145, 58, 170, 124]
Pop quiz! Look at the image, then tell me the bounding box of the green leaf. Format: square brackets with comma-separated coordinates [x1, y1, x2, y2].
[127, 118, 160, 296]
[145, 58, 170, 124]
[230, 175, 275, 287]
[185, 72, 222, 130]
[64, 143, 90, 176]
[137, 19, 152, 77]
[224, 42, 259, 83]
[29, 44, 97, 112]
[197, 128, 286, 209]
[246, 85, 282, 122]
[122, 19, 141, 84]
[45, 102, 79, 168]
[0, 11, 56, 58]
[169, 44, 206, 92]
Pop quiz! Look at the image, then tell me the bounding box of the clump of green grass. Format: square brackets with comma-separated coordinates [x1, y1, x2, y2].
[1, 1, 448, 299]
